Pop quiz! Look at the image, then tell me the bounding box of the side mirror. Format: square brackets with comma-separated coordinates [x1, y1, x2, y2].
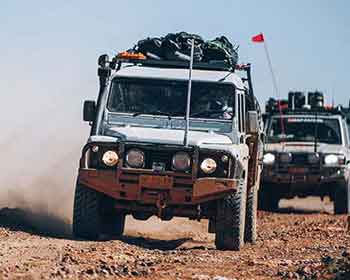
[83, 100, 96, 122]
[247, 111, 259, 134]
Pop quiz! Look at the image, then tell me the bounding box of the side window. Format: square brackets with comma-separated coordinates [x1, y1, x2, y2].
[241, 94, 246, 132]
[347, 120, 350, 145]
[237, 93, 242, 132]
[236, 91, 246, 134]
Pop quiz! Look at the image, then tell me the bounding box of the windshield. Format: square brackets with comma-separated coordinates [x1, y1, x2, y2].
[108, 78, 234, 120]
[267, 116, 342, 144]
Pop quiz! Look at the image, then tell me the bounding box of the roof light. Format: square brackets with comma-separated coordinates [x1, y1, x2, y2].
[117, 51, 146, 60]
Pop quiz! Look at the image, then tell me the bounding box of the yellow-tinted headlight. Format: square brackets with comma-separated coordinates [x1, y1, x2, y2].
[200, 158, 217, 174]
[102, 151, 119, 166]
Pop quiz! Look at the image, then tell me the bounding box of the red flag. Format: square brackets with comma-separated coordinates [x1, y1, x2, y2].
[252, 33, 264, 43]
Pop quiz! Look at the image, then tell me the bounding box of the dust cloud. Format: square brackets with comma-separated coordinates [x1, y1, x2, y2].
[0, 86, 89, 236]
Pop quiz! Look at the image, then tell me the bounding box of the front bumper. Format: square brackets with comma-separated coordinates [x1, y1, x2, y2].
[263, 166, 347, 185]
[262, 166, 349, 197]
[78, 168, 238, 205]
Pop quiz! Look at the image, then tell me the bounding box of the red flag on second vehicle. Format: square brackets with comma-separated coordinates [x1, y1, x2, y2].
[251, 33, 264, 43]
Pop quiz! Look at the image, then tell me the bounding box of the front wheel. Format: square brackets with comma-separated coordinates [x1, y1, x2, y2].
[215, 180, 247, 251]
[72, 184, 125, 240]
[334, 181, 349, 214]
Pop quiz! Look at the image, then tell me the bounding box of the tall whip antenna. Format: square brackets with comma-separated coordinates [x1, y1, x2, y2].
[184, 39, 195, 146]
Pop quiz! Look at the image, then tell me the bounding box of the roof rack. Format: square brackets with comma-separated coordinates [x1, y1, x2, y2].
[98, 53, 251, 73]
[267, 107, 348, 118]
[113, 57, 236, 71]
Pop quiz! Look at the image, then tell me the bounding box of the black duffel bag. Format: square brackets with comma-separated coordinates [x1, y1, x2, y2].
[134, 37, 164, 60]
[202, 36, 239, 67]
[162, 32, 204, 62]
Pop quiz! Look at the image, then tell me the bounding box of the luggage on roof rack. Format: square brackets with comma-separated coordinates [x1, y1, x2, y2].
[132, 32, 238, 68]
[308, 91, 324, 108]
[202, 36, 239, 67]
[288, 91, 305, 109]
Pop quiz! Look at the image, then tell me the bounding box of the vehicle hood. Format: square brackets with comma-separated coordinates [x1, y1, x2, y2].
[104, 126, 233, 146]
[265, 142, 346, 154]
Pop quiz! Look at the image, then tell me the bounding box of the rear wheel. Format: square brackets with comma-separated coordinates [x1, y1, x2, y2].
[215, 180, 247, 251]
[334, 181, 349, 214]
[72, 184, 125, 240]
[245, 186, 258, 244]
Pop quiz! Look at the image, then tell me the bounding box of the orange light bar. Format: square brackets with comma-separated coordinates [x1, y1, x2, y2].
[117, 51, 146, 60]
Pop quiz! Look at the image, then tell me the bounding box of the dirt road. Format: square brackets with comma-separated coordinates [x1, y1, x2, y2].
[0, 198, 349, 280]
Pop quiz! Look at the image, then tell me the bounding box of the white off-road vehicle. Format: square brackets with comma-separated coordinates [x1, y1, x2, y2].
[73, 45, 263, 250]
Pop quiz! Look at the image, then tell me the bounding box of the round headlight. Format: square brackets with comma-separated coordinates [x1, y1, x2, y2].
[324, 154, 338, 165]
[280, 152, 292, 163]
[308, 153, 320, 164]
[172, 152, 191, 171]
[102, 150, 119, 166]
[200, 158, 217, 174]
[126, 149, 145, 168]
[263, 153, 275, 165]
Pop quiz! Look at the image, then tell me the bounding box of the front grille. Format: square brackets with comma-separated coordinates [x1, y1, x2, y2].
[145, 150, 173, 170]
[291, 153, 309, 165]
[277, 152, 320, 174]
[124, 145, 193, 173]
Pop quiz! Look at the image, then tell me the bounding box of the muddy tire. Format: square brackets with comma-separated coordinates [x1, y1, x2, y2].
[245, 186, 258, 244]
[334, 181, 349, 215]
[215, 180, 247, 251]
[72, 184, 125, 240]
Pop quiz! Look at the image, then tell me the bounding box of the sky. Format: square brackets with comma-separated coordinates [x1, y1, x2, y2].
[2, 0, 349, 107]
[0, 1, 349, 216]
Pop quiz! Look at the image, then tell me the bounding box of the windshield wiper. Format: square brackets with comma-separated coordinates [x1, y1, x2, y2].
[132, 111, 182, 119]
[190, 109, 232, 118]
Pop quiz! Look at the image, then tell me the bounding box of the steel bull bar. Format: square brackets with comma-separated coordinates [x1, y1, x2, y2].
[78, 168, 238, 209]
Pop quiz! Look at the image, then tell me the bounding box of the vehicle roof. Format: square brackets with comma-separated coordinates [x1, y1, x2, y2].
[269, 113, 342, 119]
[112, 65, 246, 90]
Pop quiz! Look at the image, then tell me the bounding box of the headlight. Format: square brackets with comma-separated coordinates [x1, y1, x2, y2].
[172, 152, 191, 171]
[324, 154, 338, 165]
[102, 150, 119, 166]
[308, 153, 320, 164]
[280, 152, 292, 163]
[200, 158, 217, 174]
[263, 153, 275, 165]
[126, 149, 145, 168]
[324, 154, 345, 166]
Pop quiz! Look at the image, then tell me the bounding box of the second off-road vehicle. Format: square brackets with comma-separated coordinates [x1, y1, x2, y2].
[260, 92, 350, 214]
[72, 34, 263, 250]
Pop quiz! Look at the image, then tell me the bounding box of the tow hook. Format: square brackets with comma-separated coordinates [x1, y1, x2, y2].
[156, 193, 167, 218]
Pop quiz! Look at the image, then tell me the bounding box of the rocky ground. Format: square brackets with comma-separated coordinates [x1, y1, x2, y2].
[0, 198, 349, 280]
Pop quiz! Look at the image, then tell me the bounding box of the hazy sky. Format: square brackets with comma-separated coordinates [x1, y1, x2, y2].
[2, 1, 349, 108]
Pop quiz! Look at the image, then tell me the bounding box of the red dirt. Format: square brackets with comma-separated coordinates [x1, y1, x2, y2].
[0, 198, 349, 279]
